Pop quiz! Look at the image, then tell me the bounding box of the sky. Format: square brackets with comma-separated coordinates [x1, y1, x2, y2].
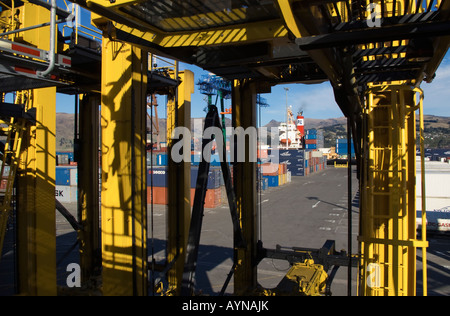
[58, 55, 450, 125]
[55, 4, 450, 125]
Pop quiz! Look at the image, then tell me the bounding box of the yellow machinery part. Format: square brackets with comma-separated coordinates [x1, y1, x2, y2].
[359, 84, 428, 296]
[264, 260, 328, 296]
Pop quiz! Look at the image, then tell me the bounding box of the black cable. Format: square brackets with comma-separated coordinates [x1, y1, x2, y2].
[150, 93, 156, 296]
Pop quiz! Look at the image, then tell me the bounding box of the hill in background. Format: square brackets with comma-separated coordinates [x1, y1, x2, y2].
[56, 113, 450, 151]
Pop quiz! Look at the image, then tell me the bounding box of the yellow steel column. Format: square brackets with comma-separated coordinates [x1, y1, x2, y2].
[17, 88, 57, 296]
[359, 85, 428, 296]
[78, 93, 101, 286]
[14, 3, 57, 296]
[101, 38, 148, 296]
[232, 79, 258, 295]
[166, 70, 194, 295]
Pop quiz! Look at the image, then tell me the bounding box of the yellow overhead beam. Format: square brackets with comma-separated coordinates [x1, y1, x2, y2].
[276, 0, 303, 38]
[92, 17, 288, 49]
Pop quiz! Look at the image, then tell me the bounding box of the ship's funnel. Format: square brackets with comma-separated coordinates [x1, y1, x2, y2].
[297, 115, 305, 137]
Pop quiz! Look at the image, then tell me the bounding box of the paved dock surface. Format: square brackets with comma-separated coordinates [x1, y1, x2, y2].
[1, 167, 449, 296]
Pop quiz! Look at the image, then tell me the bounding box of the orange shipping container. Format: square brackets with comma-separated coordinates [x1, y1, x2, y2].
[278, 163, 288, 175]
[190, 188, 221, 209]
[258, 149, 268, 159]
[262, 163, 279, 176]
[148, 186, 168, 205]
[148, 187, 222, 209]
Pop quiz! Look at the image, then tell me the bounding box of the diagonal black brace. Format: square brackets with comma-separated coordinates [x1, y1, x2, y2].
[180, 105, 217, 296]
[181, 105, 246, 296]
[213, 111, 246, 250]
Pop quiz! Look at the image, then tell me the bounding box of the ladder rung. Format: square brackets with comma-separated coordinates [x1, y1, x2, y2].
[370, 215, 392, 219]
[372, 192, 391, 196]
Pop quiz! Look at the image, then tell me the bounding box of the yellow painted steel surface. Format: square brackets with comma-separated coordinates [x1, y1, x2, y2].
[0, 3, 59, 296]
[88, 0, 289, 47]
[16, 87, 57, 296]
[101, 38, 148, 296]
[2, 0, 449, 296]
[282, 260, 328, 296]
[104, 19, 289, 49]
[359, 85, 428, 296]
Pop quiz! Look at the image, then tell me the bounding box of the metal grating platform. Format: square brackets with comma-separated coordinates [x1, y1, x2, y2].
[119, 0, 281, 32]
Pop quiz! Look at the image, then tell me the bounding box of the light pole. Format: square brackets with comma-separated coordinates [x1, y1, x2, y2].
[285, 87, 290, 149]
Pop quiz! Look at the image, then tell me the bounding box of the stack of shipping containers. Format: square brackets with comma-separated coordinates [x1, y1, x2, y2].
[55, 166, 78, 203]
[146, 166, 222, 208]
[304, 130, 324, 150]
[261, 162, 290, 188]
[305, 130, 318, 150]
[336, 139, 355, 157]
[265, 148, 327, 183]
[54, 145, 328, 208]
[277, 149, 306, 176]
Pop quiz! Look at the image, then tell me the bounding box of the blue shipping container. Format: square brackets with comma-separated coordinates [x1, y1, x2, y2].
[285, 162, 304, 172]
[306, 144, 317, 150]
[263, 175, 279, 187]
[336, 139, 355, 156]
[305, 134, 317, 140]
[56, 152, 74, 162]
[157, 154, 168, 166]
[288, 164, 305, 173]
[279, 157, 305, 165]
[191, 154, 231, 166]
[262, 178, 268, 190]
[276, 149, 305, 159]
[258, 178, 269, 191]
[191, 167, 221, 189]
[291, 169, 305, 177]
[147, 167, 168, 187]
[56, 167, 71, 186]
[147, 166, 221, 189]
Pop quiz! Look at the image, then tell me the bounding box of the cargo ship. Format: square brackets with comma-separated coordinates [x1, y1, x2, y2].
[278, 109, 305, 149]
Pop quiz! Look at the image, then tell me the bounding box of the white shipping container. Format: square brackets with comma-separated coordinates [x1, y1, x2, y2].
[416, 172, 450, 198]
[312, 151, 323, 158]
[55, 185, 78, 203]
[416, 162, 450, 198]
[417, 207, 450, 233]
[416, 161, 450, 233]
[70, 168, 78, 186]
